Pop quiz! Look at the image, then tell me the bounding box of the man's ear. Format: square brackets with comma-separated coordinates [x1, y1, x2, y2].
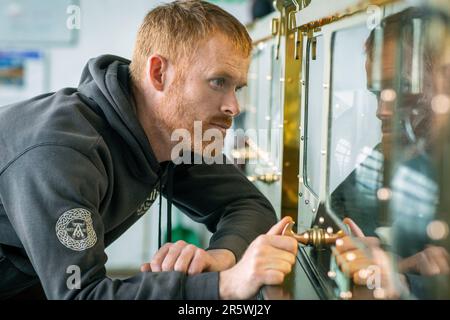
[146, 54, 168, 91]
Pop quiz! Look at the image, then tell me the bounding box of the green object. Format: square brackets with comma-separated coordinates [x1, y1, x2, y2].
[171, 224, 202, 247]
[164, 210, 202, 247]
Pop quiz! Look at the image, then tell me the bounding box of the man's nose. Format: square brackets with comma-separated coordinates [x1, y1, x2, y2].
[221, 92, 241, 117]
[376, 100, 394, 120]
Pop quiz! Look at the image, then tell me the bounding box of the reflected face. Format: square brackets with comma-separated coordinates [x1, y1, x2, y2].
[365, 33, 397, 149]
[160, 33, 250, 151]
[365, 29, 429, 151]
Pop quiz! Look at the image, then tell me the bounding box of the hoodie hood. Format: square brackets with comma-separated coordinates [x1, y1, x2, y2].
[77, 55, 160, 182]
[77, 55, 174, 247]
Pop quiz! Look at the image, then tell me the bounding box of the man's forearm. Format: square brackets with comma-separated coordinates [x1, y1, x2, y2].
[207, 249, 236, 271]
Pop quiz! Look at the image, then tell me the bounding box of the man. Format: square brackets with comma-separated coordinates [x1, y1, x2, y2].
[0, 1, 297, 300]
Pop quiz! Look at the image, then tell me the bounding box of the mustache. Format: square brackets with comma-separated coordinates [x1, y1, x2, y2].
[208, 116, 233, 129]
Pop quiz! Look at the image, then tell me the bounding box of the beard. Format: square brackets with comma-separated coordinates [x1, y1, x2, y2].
[159, 81, 232, 159]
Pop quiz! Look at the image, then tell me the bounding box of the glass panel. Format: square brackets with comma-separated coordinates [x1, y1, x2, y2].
[228, 40, 283, 215]
[304, 35, 324, 196]
[257, 42, 272, 152]
[327, 25, 382, 236]
[387, 8, 450, 299]
[227, 48, 260, 165]
[327, 7, 450, 300]
[270, 43, 283, 170]
[241, 49, 260, 132]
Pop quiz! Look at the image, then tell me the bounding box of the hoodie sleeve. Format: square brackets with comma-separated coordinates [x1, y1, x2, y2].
[0, 145, 218, 300]
[171, 159, 278, 261]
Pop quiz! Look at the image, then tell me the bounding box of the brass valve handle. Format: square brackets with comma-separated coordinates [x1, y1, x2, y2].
[247, 173, 281, 184]
[282, 222, 345, 248]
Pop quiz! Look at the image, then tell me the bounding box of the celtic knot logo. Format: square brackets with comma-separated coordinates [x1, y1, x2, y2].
[56, 208, 97, 251]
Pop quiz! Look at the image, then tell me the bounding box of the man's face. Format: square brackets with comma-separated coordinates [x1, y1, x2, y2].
[159, 33, 250, 154]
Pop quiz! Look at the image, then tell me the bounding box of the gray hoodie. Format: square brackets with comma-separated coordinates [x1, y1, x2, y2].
[0, 55, 277, 300]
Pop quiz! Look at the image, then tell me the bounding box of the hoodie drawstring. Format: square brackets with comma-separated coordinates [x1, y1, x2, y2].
[166, 163, 174, 244]
[157, 162, 175, 249]
[158, 176, 163, 249]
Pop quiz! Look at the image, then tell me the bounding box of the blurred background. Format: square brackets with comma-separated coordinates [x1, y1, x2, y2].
[0, 0, 274, 277]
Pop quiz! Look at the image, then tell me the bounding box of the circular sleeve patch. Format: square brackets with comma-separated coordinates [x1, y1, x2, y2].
[55, 208, 97, 251]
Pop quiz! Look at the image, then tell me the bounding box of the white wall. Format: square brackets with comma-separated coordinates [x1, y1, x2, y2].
[49, 0, 252, 91]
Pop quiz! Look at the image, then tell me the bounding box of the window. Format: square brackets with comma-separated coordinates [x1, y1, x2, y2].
[326, 24, 382, 236]
[325, 8, 450, 299]
[269, 42, 283, 170]
[304, 35, 324, 196]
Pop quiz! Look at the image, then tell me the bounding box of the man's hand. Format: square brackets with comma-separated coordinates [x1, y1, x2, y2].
[342, 217, 380, 248]
[338, 218, 403, 298]
[218, 216, 298, 300]
[399, 245, 450, 276]
[140, 241, 236, 275]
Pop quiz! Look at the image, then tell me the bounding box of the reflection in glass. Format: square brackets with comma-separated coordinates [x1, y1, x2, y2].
[328, 7, 450, 300]
[328, 25, 382, 237]
[388, 9, 450, 299]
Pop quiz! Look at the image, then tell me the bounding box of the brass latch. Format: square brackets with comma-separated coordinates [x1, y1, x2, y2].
[272, 0, 284, 60]
[288, 0, 301, 60]
[282, 222, 345, 248]
[247, 172, 281, 184]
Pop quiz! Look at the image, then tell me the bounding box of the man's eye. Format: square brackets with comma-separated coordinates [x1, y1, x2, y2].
[235, 86, 244, 93]
[210, 78, 225, 89]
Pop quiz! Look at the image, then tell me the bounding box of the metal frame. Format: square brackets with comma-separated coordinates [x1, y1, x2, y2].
[294, 0, 412, 232]
[297, 28, 326, 232]
[321, 2, 412, 228]
[291, 0, 408, 300]
[280, 3, 302, 220]
[265, 0, 450, 300]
